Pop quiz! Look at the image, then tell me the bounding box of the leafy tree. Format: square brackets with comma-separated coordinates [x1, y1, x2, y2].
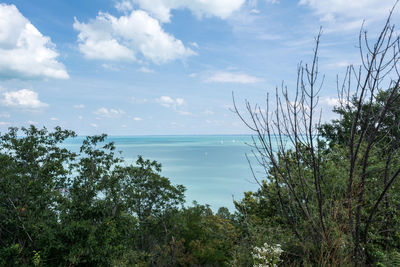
[0, 125, 244, 266]
[153, 202, 238, 266]
[0, 126, 76, 266]
[0, 126, 189, 266]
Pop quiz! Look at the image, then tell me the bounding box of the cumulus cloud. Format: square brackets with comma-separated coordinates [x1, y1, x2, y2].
[189, 42, 199, 48]
[206, 71, 262, 84]
[300, 0, 398, 31]
[93, 107, 126, 118]
[320, 96, 350, 108]
[133, 117, 142, 121]
[0, 4, 68, 79]
[156, 96, 185, 109]
[138, 66, 154, 73]
[115, 0, 134, 13]
[250, 9, 260, 14]
[122, 0, 245, 23]
[156, 96, 191, 115]
[101, 63, 120, 71]
[74, 10, 195, 64]
[1, 89, 48, 108]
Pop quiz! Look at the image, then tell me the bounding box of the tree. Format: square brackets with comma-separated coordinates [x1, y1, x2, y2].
[234, 8, 400, 265]
[117, 156, 186, 252]
[0, 126, 76, 266]
[0, 126, 188, 266]
[155, 202, 238, 266]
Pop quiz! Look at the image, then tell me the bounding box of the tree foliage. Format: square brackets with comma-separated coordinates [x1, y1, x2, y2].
[233, 9, 400, 266]
[0, 126, 239, 266]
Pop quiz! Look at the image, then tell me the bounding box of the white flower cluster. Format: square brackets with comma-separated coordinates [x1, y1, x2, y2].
[252, 243, 283, 267]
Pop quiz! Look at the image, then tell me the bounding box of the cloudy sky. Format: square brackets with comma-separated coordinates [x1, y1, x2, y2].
[0, 0, 398, 135]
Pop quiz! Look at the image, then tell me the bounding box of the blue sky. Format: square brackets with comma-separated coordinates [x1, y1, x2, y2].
[0, 0, 398, 135]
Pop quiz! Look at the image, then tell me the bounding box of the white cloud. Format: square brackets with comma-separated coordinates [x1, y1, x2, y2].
[0, 112, 10, 118]
[206, 71, 263, 84]
[156, 96, 191, 115]
[73, 15, 135, 61]
[299, 0, 398, 31]
[189, 42, 199, 48]
[115, 0, 134, 13]
[90, 123, 98, 128]
[74, 10, 195, 64]
[125, 0, 245, 23]
[78, 115, 83, 120]
[320, 96, 349, 107]
[321, 97, 339, 106]
[50, 117, 59, 121]
[101, 63, 120, 71]
[0, 4, 68, 79]
[178, 110, 192, 116]
[156, 96, 185, 109]
[74, 104, 85, 109]
[222, 104, 233, 110]
[138, 66, 154, 73]
[299, 0, 394, 19]
[133, 117, 142, 121]
[93, 107, 126, 118]
[1, 89, 48, 108]
[203, 109, 214, 115]
[325, 61, 352, 68]
[0, 121, 10, 126]
[205, 119, 223, 126]
[131, 96, 148, 103]
[157, 95, 174, 106]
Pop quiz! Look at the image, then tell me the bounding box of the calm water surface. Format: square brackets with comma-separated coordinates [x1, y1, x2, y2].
[64, 135, 264, 211]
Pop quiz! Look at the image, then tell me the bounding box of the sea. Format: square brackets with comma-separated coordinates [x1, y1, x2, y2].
[64, 135, 264, 211]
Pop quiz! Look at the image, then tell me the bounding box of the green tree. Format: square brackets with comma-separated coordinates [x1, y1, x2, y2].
[0, 126, 189, 266]
[0, 126, 76, 266]
[153, 202, 238, 266]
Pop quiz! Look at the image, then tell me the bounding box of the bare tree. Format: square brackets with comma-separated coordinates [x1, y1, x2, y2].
[234, 7, 400, 265]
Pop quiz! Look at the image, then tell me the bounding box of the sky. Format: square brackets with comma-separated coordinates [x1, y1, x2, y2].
[0, 0, 399, 135]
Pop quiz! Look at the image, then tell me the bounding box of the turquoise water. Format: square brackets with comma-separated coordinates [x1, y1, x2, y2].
[64, 135, 263, 211]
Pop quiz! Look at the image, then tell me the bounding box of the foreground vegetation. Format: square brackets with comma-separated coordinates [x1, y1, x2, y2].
[0, 127, 242, 266]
